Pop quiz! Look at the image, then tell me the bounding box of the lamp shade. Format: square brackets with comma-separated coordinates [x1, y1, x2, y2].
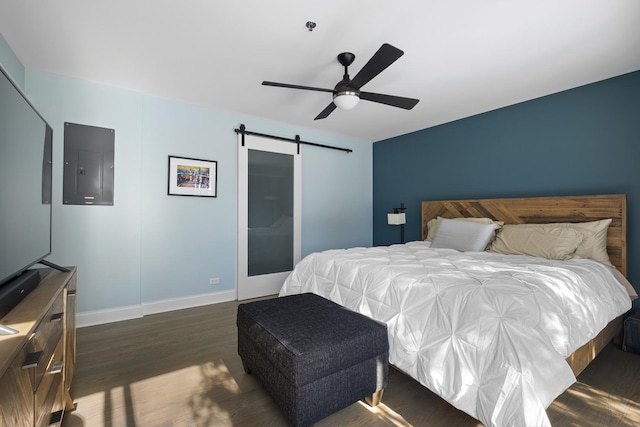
[333, 92, 360, 110]
[387, 212, 406, 225]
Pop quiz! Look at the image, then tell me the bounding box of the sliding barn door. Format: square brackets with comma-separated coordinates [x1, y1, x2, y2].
[237, 133, 301, 300]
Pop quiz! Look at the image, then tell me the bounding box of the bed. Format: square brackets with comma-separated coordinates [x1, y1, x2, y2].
[279, 194, 636, 427]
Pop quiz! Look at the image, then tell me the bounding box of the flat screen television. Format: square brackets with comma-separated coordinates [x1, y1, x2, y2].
[0, 63, 55, 319]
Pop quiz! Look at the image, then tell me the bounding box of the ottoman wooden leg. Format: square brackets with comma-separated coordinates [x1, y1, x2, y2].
[364, 389, 384, 407]
[241, 358, 252, 374]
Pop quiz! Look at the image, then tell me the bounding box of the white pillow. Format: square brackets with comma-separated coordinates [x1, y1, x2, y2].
[426, 216, 504, 241]
[430, 218, 497, 252]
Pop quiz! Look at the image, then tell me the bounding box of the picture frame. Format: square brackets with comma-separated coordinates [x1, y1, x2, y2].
[168, 155, 217, 197]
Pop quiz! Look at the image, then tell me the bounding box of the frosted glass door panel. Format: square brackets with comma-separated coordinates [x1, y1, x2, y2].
[247, 149, 294, 276]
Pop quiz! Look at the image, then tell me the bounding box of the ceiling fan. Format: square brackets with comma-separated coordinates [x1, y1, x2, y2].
[262, 43, 420, 120]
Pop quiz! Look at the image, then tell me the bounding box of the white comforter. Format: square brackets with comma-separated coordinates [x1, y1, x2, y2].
[279, 241, 632, 427]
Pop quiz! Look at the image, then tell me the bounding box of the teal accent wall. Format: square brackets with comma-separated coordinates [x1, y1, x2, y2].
[374, 70, 640, 300]
[1, 32, 372, 314]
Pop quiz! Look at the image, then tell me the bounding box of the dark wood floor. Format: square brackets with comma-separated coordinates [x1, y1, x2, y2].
[62, 299, 640, 426]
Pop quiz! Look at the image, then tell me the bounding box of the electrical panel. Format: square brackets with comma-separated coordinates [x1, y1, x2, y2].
[63, 122, 114, 205]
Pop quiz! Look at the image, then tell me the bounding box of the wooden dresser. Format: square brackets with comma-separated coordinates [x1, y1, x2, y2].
[0, 267, 77, 427]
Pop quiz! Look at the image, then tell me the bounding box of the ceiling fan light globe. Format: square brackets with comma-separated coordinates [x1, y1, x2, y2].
[333, 92, 360, 110]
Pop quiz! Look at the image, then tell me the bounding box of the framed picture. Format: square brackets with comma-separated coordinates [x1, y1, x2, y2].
[168, 156, 217, 197]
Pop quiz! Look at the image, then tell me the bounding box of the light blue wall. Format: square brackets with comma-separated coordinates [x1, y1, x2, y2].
[138, 97, 238, 303]
[14, 67, 372, 314]
[24, 72, 145, 312]
[0, 35, 24, 88]
[373, 70, 640, 303]
[138, 98, 372, 302]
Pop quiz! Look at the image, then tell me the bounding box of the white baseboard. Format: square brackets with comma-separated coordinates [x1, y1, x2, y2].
[77, 290, 237, 328]
[141, 290, 236, 316]
[76, 305, 143, 328]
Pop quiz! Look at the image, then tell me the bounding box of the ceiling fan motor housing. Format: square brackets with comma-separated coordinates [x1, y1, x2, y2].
[334, 80, 359, 95]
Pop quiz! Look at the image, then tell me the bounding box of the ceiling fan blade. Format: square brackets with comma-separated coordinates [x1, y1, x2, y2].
[262, 81, 334, 93]
[314, 102, 337, 120]
[348, 43, 404, 90]
[359, 91, 419, 110]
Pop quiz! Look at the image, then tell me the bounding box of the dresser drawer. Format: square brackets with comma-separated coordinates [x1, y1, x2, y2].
[34, 338, 64, 427]
[0, 343, 34, 427]
[26, 290, 64, 391]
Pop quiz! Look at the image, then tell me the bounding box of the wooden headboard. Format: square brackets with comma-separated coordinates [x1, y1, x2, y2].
[421, 194, 627, 276]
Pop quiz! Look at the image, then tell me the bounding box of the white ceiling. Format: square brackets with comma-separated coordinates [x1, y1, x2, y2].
[1, 1, 639, 142]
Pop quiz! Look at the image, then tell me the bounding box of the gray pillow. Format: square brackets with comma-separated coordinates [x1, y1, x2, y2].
[430, 218, 497, 252]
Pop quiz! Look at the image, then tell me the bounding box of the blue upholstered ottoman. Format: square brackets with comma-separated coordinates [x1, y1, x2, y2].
[237, 293, 389, 426]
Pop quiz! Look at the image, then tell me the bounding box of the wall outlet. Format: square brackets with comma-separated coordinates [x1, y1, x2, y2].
[209, 278, 220, 285]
